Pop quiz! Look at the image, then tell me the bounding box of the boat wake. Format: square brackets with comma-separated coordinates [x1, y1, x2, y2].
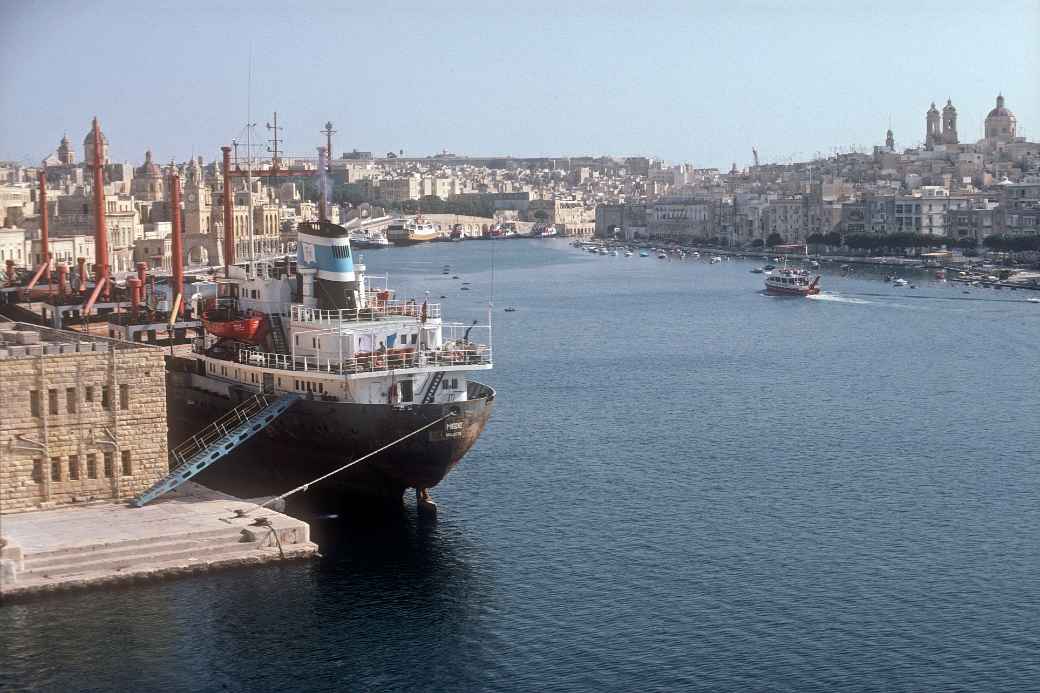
[805, 292, 873, 305]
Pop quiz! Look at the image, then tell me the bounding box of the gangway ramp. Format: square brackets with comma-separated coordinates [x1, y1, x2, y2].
[133, 392, 299, 507]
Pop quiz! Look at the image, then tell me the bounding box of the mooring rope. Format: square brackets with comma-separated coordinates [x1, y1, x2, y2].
[241, 414, 451, 515]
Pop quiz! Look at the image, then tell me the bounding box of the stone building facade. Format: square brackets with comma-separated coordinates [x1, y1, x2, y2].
[0, 324, 168, 514]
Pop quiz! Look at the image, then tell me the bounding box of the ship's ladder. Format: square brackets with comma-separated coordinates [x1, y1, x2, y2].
[422, 371, 445, 404]
[268, 314, 290, 355]
[132, 392, 300, 507]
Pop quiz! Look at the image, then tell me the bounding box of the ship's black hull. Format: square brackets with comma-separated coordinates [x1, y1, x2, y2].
[165, 368, 494, 507]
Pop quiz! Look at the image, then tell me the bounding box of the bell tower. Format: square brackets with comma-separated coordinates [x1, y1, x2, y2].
[941, 99, 958, 145]
[182, 157, 211, 235]
[925, 103, 941, 149]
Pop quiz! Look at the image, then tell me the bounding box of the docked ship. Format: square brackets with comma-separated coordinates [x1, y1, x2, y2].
[764, 267, 821, 296]
[530, 224, 558, 238]
[387, 217, 439, 245]
[166, 220, 495, 504]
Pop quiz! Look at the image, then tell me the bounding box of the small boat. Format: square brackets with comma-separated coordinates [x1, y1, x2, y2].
[609, 250, 618, 257]
[764, 268, 821, 296]
[640, 251, 649, 257]
[439, 295, 447, 299]
[935, 271, 946, 280]
[763, 264, 776, 271]
[710, 256, 722, 264]
[624, 251, 633, 257]
[1027, 298, 1040, 304]
[460, 286, 471, 291]
[504, 307, 517, 312]
[657, 252, 667, 259]
[893, 278, 908, 287]
[750, 267, 765, 274]
[201, 306, 268, 344]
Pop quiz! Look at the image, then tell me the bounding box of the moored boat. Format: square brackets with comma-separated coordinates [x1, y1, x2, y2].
[166, 220, 495, 505]
[387, 217, 439, 245]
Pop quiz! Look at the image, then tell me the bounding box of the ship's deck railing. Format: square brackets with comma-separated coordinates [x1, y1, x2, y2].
[227, 341, 491, 375]
[291, 301, 441, 325]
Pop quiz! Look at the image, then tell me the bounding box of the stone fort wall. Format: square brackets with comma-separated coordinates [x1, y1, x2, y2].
[0, 326, 168, 513]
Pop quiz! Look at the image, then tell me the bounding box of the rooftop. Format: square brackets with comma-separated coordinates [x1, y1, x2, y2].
[0, 322, 154, 360]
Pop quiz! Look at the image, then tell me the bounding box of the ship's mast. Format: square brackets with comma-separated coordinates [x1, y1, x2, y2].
[246, 122, 256, 276]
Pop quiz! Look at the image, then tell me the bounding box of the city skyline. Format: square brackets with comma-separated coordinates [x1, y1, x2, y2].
[1, 1, 1038, 168]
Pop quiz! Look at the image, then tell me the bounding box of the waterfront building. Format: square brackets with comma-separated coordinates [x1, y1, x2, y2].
[379, 176, 421, 203]
[595, 203, 647, 239]
[527, 198, 594, 236]
[0, 184, 35, 227]
[647, 197, 714, 240]
[0, 227, 30, 268]
[945, 200, 998, 242]
[0, 324, 168, 514]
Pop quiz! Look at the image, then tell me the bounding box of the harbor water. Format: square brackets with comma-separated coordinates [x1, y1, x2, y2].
[3, 239, 1040, 691]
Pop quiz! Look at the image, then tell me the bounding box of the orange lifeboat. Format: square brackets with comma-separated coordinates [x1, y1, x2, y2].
[202, 305, 269, 344]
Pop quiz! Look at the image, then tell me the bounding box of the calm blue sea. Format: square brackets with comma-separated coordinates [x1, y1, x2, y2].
[3, 239, 1040, 692]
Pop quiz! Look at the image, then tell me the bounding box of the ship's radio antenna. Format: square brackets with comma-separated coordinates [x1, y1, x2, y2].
[266, 111, 282, 171]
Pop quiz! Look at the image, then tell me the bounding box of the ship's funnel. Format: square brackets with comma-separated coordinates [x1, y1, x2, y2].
[296, 220, 358, 311]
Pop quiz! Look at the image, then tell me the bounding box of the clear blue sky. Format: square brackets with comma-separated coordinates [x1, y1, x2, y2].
[1, 0, 1037, 169]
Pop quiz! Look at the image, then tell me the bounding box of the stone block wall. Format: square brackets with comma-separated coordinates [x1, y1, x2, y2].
[0, 339, 168, 513]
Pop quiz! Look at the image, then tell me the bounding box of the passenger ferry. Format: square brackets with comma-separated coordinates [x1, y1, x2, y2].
[167, 220, 494, 503]
[387, 217, 439, 245]
[348, 230, 391, 249]
[764, 267, 821, 296]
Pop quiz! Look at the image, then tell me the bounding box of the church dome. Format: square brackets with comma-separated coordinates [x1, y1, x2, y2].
[83, 125, 108, 147]
[136, 150, 162, 177]
[987, 94, 1013, 119]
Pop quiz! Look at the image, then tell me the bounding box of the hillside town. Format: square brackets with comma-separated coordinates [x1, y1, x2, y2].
[0, 94, 1037, 278]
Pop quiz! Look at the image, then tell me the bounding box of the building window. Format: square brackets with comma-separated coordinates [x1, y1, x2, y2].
[32, 459, 43, 483]
[87, 453, 98, 479]
[119, 384, 129, 409]
[101, 385, 111, 410]
[49, 389, 59, 415]
[69, 455, 80, 480]
[30, 390, 41, 417]
[85, 385, 95, 403]
[51, 457, 62, 481]
[66, 387, 77, 413]
[103, 451, 114, 477]
[121, 451, 132, 476]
